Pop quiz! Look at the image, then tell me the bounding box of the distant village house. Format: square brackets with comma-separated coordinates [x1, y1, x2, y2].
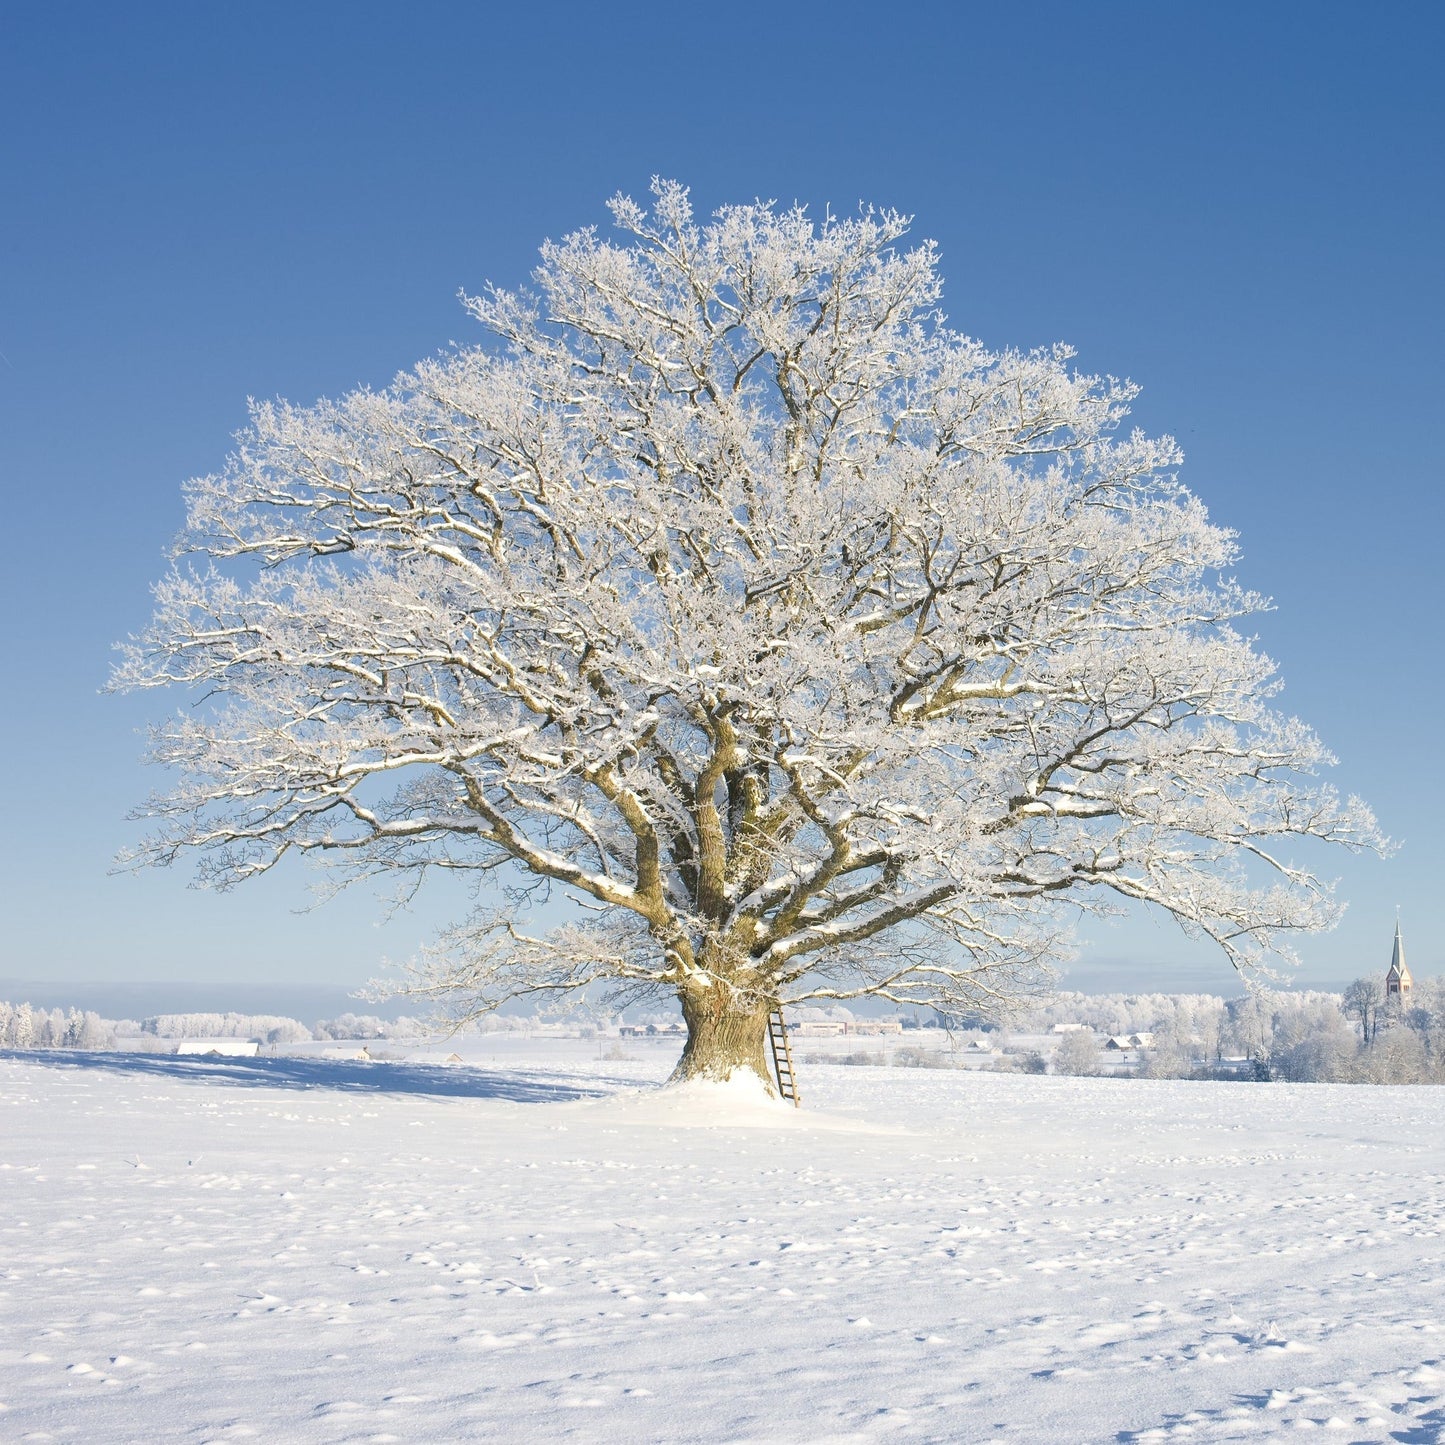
[1104, 1033, 1155, 1052]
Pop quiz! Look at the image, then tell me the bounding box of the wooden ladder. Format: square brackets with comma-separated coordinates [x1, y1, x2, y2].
[768, 1009, 801, 1107]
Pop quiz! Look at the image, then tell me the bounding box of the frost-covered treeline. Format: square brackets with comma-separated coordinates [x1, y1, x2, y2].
[1023, 991, 1234, 1041]
[0, 1003, 432, 1049]
[312, 1014, 426, 1041]
[146, 1011, 429, 1041]
[143, 1012, 313, 1043]
[0, 1003, 115, 1050]
[462, 1014, 540, 1034]
[1035, 981, 1445, 1083]
[1266, 977, 1445, 1084]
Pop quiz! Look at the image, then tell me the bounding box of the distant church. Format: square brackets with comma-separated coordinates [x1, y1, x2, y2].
[1386, 920, 1413, 1000]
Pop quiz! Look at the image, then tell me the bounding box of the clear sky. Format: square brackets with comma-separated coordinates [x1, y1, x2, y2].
[1, 1, 1440, 1001]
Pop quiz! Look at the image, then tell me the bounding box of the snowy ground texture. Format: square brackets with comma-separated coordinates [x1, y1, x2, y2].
[4, 1043, 1445, 1443]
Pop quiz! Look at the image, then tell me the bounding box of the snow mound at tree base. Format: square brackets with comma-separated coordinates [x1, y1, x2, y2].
[572, 1072, 898, 1132]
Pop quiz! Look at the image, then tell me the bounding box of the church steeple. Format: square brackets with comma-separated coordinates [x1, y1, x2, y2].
[1386, 918, 1413, 999]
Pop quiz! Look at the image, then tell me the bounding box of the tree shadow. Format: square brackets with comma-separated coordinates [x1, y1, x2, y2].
[4, 1049, 630, 1103]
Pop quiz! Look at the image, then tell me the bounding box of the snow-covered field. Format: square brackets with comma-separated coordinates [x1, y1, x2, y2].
[3, 1044, 1444, 1443]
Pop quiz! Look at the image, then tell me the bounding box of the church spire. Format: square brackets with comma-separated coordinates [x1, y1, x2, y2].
[1386, 917, 1413, 998]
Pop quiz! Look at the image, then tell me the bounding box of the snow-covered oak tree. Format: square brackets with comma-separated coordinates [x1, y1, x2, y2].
[118, 181, 1380, 1090]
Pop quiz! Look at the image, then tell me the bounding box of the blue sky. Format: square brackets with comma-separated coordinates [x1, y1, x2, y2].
[1, 1, 1440, 1000]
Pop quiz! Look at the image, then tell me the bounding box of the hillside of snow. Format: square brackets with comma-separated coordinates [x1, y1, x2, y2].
[3, 1043, 1444, 1442]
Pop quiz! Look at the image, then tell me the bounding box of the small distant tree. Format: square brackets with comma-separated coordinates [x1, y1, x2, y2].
[1225, 993, 1277, 1079]
[1271, 1008, 1358, 1082]
[1192, 999, 1225, 1067]
[1405, 978, 1445, 1065]
[9, 1002, 37, 1050]
[117, 182, 1381, 1091]
[1360, 1026, 1429, 1085]
[265, 1019, 312, 1045]
[65, 1009, 116, 1050]
[1052, 1028, 1102, 1076]
[1139, 1020, 1194, 1079]
[1342, 975, 1386, 1047]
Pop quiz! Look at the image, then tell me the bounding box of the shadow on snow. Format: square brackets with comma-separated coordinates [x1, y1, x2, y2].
[1, 1049, 641, 1103]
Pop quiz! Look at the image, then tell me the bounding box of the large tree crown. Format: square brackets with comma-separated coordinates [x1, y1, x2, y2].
[117, 180, 1381, 1020]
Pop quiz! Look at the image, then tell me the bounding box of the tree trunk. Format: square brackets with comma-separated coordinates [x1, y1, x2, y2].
[669, 987, 775, 1091]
